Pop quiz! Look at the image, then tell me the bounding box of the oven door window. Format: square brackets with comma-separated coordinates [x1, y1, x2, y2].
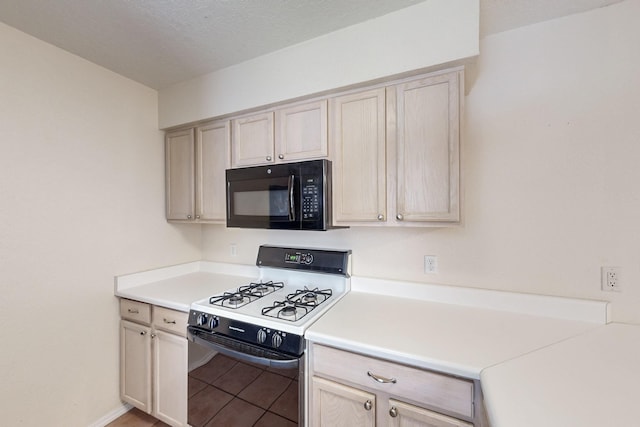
[227, 175, 300, 229]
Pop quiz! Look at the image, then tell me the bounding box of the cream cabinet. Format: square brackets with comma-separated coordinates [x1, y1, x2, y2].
[391, 71, 461, 223]
[165, 129, 195, 221]
[165, 121, 229, 223]
[330, 88, 387, 223]
[331, 68, 462, 227]
[119, 299, 188, 427]
[309, 344, 477, 427]
[312, 376, 376, 427]
[231, 99, 328, 167]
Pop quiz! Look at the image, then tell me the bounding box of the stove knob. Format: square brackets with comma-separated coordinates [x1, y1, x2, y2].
[208, 316, 218, 329]
[197, 313, 207, 326]
[272, 333, 283, 348]
[257, 329, 267, 344]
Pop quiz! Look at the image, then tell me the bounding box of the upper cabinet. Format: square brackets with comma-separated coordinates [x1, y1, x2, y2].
[330, 88, 387, 223]
[276, 100, 328, 162]
[165, 121, 229, 222]
[165, 129, 195, 221]
[231, 111, 275, 167]
[331, 68, 462, 227]
[391, 70, 461, 223]
[231, 100, 329, 167]
[196, 120, 230, 222]
[165, 67, 463, 226]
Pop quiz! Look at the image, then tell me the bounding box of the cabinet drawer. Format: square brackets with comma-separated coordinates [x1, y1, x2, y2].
[120, 299, 151, 324]
[152, 306, 188, 336]
[312, 344, 474, 419]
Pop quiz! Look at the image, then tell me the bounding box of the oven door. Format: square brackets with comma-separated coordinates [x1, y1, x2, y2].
[188, 327, 304, 427]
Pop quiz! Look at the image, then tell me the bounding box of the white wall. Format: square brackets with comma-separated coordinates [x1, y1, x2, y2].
[201, 0, 640, 323]
[0, 23, 201, 426]
[158, 0, 479, 129]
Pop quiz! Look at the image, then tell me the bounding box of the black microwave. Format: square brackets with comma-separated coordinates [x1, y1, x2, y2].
[226, 159, 339, 230]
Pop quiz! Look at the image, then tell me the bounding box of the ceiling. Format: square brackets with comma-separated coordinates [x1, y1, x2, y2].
[0, 0, 624, 89]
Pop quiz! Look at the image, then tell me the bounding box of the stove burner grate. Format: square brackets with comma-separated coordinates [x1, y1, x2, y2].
[286, 287, 332, 306]
[208, 281, 285, 309]
[261, 287, 333, 321]
[239, 280, 284, 297]
[261, 300, 310, 321]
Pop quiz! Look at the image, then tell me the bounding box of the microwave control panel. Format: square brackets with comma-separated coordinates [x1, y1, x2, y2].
[301, 176, 321, 220]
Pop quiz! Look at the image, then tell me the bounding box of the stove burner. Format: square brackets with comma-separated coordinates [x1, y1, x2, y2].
[227, 294, 246, 306]
[279, 305, 298, 317]
[302, 292, 317, 303]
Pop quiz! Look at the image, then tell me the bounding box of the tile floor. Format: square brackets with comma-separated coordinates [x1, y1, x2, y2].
[108, 353, 299, 427]
[189, 353, 299, 427]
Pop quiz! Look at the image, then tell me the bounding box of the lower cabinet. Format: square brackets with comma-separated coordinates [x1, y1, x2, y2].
[119, 299, 188, 427]
[309, 344, 478, 427]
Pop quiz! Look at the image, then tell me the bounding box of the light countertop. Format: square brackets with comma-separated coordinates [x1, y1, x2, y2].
[114, 261, 258, 312]
[305, 290, 602, 379]
[480, 322, 640, 427]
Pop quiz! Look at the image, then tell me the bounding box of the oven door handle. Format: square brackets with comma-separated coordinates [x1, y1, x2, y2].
[288, 174, 295, 221]
[189, 330, 300, 369]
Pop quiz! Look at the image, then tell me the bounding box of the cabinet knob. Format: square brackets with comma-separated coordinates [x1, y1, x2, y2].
[187, 215, 192, 220]
[364, 400, 372, 411]
[139, 331, 146, 336]
[278, 154, 284, 160]
[396, 213, 404, 221]
[266, 156, 272, 161]
[195, 215, 201, 219]
[389, 406, 398, 418]
[151, 334, 156, 339]
[377, 214, 384, 221]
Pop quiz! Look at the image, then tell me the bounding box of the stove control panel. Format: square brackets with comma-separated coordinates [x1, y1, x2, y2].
[189, 310, 220, 331]
[188, 310, 304, 356]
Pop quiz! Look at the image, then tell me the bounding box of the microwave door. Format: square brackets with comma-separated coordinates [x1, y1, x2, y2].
[227, 174, 300, 229]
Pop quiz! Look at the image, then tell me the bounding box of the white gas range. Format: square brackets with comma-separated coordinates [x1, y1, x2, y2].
[188, 245, 351, 360]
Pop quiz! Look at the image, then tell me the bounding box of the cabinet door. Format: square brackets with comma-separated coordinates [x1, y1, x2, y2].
[330, 88, 386, 224]
[231, 112, 274, 167]
[120, 320, 152, 413]
[165, 129, 195, 220]
[196, 121, 230, 222]
[276, 99, 328, 162]
[311, 376, 375, 427]
[153, 330, 188, 426]
[387, 399, 473, 427]
[393, 71, 461, 223]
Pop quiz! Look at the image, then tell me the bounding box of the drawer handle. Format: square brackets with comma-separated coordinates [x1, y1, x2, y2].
[364, 400, 372, 411]
[163, 318, 176, 324]
[127, 308, 139, 314]
[389, 406, 398, 418]
[367, 371, 397, 384]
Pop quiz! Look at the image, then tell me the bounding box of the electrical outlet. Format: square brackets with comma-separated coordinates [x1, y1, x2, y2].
[601, 267, 621, 292]
[424, 256, 437, 273]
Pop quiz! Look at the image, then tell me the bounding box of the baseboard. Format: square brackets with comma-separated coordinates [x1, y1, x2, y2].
[88, 403, 132, 427]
